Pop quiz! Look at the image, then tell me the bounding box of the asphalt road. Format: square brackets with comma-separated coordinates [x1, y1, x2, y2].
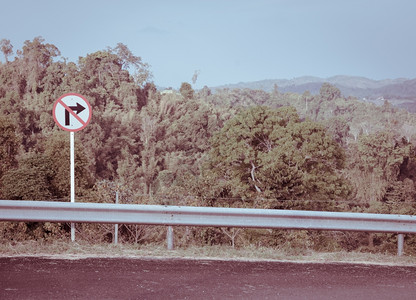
[1, 257, 416, 299]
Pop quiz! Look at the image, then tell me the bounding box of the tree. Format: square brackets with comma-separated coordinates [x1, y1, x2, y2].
[1, 132, 93, 201]
[68, 48, 150, 181]
[1, 153, 55, 200]
[107, 42, 152, 87]
[302, 90, 312, 114]
[135, 90, 224, 196]
[320, 82, 341, 102]
[383, 178, 415, 214]
[19, 37, 61, 96]
[136, 92, 163, 194]
[0, 39, 13, 63]
[324, 117, 350, 147]
[347, 131, 413, 204]
[206, 106, 349, 204]
[197, 85, 212, 98]
[0, 117, 20, 189]
[179, 82, 194, 100]
[156, 96, 224, 193]
[44, 132, 93, 198]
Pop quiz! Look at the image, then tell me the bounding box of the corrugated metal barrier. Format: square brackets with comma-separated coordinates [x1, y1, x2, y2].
[1, 200, 415, 255]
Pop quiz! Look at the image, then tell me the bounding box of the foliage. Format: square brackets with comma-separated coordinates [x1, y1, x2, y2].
[43, 131, 93, 198]
[135, 91, 225, 196]
[179, 82, 194, 100]
[1, 131, 92, 200]
[0, 116, 19, 182]
[319, 82, 341, 101]
[0, 221, 68, 242]
[0, 39, 13, 62]
[107, 42, 152, 87]
[206, 106, 350, 206]
[347, 132, 414, 206]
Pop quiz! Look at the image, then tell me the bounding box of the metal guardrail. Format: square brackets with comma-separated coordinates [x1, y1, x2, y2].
[0, 200, 415, 255]
[1, 200, 415, 233]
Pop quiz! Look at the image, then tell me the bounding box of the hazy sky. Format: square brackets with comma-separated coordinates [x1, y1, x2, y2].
[1, 0, 415, 89]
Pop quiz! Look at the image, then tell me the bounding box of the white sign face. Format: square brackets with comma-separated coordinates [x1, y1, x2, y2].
[53, 93, 92, 132]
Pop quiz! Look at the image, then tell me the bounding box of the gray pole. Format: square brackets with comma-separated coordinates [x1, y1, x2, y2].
[398, 233, 404, 256]
[70, 132, 75, 242]
[167, 226, 174, 250]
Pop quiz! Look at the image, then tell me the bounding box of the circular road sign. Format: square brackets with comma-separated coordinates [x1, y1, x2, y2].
[53, 93, 92, 132]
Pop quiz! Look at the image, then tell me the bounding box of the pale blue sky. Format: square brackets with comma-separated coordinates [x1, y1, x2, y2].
[1, 0, 415, 89]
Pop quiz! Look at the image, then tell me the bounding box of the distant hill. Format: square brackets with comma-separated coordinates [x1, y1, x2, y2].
[211, 75, 416, 112]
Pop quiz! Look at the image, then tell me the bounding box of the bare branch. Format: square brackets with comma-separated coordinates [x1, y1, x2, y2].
[250, 161, 262, 193]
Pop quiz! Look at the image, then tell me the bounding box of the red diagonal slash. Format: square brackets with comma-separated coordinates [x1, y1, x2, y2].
[58, 99, 86, 126]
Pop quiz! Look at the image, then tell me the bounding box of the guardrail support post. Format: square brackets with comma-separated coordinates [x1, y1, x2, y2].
[167, 226, 174, 250]
[397, 233, 404, 256]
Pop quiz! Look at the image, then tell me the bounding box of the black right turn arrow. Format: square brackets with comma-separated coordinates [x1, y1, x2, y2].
[65, 103, 86, 126]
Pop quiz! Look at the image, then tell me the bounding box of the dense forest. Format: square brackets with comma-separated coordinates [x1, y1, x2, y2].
[1, 37, 416, 252]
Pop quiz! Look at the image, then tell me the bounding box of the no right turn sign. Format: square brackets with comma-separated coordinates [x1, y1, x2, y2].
[53, 93, 92, 132]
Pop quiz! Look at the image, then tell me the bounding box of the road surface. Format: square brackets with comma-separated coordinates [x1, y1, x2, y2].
[1, 257, 416, 299]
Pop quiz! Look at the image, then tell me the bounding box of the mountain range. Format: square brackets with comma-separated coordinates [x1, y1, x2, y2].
[212, 75, 416, 111]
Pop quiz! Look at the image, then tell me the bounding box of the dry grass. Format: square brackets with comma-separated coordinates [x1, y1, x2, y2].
[1, 239, 416, 266]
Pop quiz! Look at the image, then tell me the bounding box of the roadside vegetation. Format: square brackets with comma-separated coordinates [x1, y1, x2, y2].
[1, 238, 416, 267]
[1, 37, 416, 258]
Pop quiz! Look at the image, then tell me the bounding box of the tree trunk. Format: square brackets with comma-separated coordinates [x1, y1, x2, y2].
[250, 162, 262, 193]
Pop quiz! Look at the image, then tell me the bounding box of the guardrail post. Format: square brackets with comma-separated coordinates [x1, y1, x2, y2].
[397, 233, 404, 256]
[167, 226, 174, 250]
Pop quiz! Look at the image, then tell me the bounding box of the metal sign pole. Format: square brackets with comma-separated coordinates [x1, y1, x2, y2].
[114, 191, 119, 245]
[70, 131, 75, 242]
